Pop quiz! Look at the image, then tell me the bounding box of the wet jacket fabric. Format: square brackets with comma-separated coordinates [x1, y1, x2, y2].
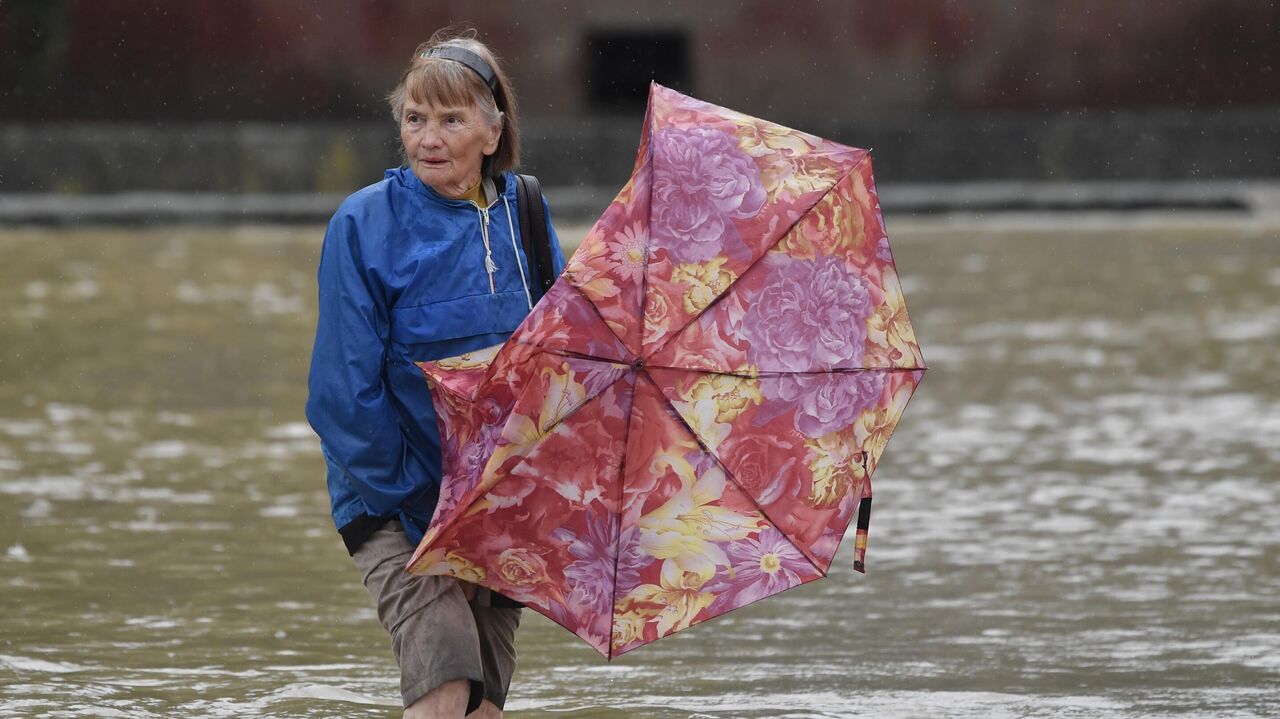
[306, 166, 565, 551]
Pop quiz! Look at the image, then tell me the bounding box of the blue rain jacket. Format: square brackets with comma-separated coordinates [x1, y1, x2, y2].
[306, 166, 565, 549]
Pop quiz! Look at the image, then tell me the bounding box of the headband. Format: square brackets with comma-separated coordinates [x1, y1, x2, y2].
[421, 46, 499, 95]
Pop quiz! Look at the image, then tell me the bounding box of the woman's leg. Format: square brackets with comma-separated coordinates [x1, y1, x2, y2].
[353, 522, 487, 716]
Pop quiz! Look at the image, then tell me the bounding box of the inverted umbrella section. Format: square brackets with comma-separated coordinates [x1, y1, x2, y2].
[411, 348, 919, 658]
[404, 83, 926, 658]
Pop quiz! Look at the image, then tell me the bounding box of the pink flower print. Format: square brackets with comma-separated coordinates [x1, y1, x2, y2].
[706, 528, 811, 610]
[719, 432, 801, 506]
[741, 255, 873, 371]
[607, 221, 650, 283]
[759, 371, 888, 438]
[651, 127, 766, 263]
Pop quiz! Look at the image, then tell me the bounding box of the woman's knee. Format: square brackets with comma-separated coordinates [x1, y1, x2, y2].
[404, 678, 470, 718]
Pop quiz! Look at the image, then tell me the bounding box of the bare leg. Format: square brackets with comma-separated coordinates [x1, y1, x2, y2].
[403, 678, 470, 719]
[466, 700, 502, 719]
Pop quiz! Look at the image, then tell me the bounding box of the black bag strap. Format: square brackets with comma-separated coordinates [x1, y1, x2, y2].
[514, 173, 556, 303]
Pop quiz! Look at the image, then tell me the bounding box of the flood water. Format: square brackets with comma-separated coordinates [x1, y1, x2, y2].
[2, 214, 1278, 718]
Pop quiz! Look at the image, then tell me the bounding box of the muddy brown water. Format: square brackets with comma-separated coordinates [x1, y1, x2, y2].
[2, 216, 1278, 717]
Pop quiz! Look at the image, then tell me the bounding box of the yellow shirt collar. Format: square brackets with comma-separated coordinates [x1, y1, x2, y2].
[458, 178, 486, 206]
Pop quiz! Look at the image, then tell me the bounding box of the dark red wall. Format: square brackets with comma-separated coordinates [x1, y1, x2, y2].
[2, 0, 1277, 122]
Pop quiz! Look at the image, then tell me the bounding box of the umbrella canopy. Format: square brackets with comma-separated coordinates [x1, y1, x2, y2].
[406, 84, 926, 658]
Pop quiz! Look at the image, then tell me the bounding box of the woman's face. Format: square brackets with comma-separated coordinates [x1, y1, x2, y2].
[400, 97, 501, 198]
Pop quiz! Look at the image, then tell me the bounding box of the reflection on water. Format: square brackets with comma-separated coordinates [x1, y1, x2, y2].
[1, 218, 1278, 718]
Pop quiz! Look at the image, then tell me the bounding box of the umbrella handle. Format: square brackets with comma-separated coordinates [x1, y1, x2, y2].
[853, 451, 872, 573]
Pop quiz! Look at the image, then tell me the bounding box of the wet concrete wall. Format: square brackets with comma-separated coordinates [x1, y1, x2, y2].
[2, 108, 1277, 196]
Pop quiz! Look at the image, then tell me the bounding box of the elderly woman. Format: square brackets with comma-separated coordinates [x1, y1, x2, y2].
[306, 31, 563, 719]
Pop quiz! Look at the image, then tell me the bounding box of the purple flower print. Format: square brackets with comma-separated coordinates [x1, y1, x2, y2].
[741, 255, 873, 371]
[706, 528, 811, 611]
[878, 235, 892, 264]
[760, 371, 887, 438]
[651, 127, 766, 263]
[553, 514, 618, 609]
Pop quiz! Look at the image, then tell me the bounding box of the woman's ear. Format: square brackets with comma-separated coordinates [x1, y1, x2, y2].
[483, 113, 504, 156]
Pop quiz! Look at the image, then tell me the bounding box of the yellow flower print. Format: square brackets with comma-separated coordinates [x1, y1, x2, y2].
[445, 551, 488, 584]
[736, 119, 814, 159]
[433, 345, 502, 371]
[775, 178, 876, 265]
[407, 546, 487, 583]
[854, 383, 914, 469]
[535, 362, 593, 431]
[489, 362, 590, 485]
[668, 366, 761, 453]
[803, 427, 868, 508]
[495, 547, 550, 591]
[639, 466, 762, 581]
[502, 362, 589, 442]
[682, 373, 762, 425]
[671, 257, 738, 314]
[611, 601, 653, 648]
[622, 562, 717, 637]
[735, 119, 839, 202]
[865, 267, 924, 368]
[405, 545, 445, 574]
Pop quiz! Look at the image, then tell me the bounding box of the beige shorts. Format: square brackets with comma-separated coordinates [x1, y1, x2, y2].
[353, 521, 521, 712]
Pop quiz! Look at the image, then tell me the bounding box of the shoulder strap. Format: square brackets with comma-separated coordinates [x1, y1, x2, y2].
[515, 173, 556, 302]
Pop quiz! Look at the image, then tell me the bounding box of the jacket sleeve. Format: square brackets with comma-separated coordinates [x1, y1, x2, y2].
[305, 210, 414, 518]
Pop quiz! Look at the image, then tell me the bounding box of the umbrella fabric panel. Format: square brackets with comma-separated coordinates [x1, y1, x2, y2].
[648, 159, 924, 374]
[415, 346, 507, 527]
[640, 84, 868, 355]
[650, 366, 925, 572]
[415, 350, 630, 556]
[610, 372, 823, 657]
[649, 367, 863, 572]
[508, 275, 633, 365]
[561, 146, 653, 359]
[407, 369, 637, 657]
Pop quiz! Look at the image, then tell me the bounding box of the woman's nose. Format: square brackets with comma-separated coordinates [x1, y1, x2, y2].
[421, 124, 444, 148]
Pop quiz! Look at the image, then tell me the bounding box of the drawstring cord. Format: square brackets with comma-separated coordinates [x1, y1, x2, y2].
[503, 195, 534, 310]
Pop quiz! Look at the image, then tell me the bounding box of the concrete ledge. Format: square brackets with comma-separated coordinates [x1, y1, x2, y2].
[2, 181, 1276, 227]
[4, 108, 1279, 197]
[0, 192, 345, 226]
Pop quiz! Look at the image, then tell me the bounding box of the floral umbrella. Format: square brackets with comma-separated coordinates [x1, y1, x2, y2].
[406, 84, 926, 658]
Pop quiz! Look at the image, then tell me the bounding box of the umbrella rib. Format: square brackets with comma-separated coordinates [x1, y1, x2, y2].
[457, 367, 632, 520]
[641, 369, 829, 576]
[637, 106, 657, 359]
[607, 372, 641, 661]
[535, 366, 633, 436]
[643, 151, 872, 363]
[549, 280, 639, 364]
[513, 342, 629, 368]
[639, 365, 924, 379]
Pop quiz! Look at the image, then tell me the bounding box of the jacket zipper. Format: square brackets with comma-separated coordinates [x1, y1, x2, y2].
[475, 203, 497, 293]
